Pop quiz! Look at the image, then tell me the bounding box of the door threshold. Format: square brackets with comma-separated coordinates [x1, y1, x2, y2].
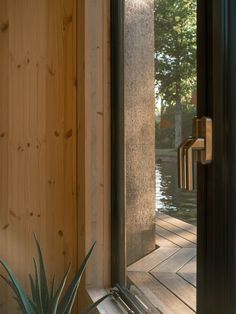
[87, 288, 124, 314]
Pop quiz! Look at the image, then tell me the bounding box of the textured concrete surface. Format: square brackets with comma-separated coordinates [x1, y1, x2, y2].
[124, 0, 156, 265]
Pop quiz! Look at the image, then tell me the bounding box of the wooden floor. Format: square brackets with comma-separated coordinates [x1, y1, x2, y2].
[127, 212, 197, 314]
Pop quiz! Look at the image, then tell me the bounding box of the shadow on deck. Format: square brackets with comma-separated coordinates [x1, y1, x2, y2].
[127, 212, 196, 314]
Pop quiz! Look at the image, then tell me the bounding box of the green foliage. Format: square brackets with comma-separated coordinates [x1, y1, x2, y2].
[0, 236, 107, 314]
[155, 0, 197, 148]
[154, 0, 197, 106]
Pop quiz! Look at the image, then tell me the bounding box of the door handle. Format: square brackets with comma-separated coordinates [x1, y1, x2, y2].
[178, 116, 212, 191]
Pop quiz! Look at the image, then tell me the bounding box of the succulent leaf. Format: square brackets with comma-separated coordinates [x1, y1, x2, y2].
[0, 258, 34, 313]
[58, 242, 95, 314]
[33, 258, 44, 313]
[50, 274, 55, 301]
[29, 274, 36, 303]
[0, 239, 98, 314]
[34, 234, 50, 310]
[80, 293, 113, 314]
[47, 264, 71, 314]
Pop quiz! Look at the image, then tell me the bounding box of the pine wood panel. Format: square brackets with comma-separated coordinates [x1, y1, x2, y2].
[0, 1, 77, 312]
[77, 0, 111, 309]
[0, 0, 9, 307]
[84, 0, 111, 290]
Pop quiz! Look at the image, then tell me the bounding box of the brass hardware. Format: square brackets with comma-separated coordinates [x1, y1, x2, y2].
[178, 138, 193, 189]
[178, 116, 212, 191]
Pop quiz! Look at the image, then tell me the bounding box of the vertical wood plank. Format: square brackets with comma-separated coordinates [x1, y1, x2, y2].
[103, 0, 111, 287]
[0, 0, 9, 309]
[0, 1, 77, 312]
[0, 1, 111, 312]
[84, 0, 111, 289]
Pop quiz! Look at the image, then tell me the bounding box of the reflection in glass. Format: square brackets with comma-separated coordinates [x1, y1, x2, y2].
[155, 0, 197, 225]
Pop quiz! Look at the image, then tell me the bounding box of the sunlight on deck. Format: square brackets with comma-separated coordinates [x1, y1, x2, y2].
[127, 213, 196, 314]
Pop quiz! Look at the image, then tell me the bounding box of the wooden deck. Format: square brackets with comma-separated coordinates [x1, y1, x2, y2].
[127, 212, 197, 314]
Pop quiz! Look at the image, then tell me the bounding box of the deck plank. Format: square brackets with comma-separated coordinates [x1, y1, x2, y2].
[128, 215, 197, 313]
[178, 256, 197, 287]
[156, 226, 196, 248]
[127, 247, 180, 272]
[152, 272, 196, 311]
[151, 248, 196, 273]
[156, 233, 180, 248]
[157, 212, 197, 235]
[156, 219, 196, 244]
[128, 272, 195, 314]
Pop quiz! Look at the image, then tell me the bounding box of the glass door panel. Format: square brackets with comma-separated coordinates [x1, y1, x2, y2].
[155, 0, 197, 225]
[112, 0, 236, 312]
[124, 1, 197, 313]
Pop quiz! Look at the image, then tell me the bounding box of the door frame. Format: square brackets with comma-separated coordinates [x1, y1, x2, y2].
[77, 0, 112, 309]
[198, 0, 236, 313]
[112, 0, 236, 313]
[111, 0, 126, 286]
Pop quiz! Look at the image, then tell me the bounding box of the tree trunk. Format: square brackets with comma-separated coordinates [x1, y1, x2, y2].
[175, 81, 182, 148]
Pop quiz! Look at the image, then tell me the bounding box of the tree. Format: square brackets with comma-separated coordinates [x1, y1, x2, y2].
[155, 0, 197, 148]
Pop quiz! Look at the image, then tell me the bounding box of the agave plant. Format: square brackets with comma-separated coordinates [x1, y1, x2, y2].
[0, 235, 110, 313]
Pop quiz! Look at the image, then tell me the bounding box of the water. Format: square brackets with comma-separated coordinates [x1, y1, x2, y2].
[155, 161, 197, 225]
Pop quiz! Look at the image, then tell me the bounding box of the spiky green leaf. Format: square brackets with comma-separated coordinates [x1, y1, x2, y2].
[29, 274, 36, 303]
[47, 264, 71, 314]
[34, 234, 50, 311]
[80, 293, 113, 314]
[50, 274, 55, 300]
[13, 296, 28, 314]
[0, 274, 27, 312]
[58, 243, 96, 314]
[1, 274, 36, 313]
[33, 258, 43, 313]
[0, 258, 34, 314]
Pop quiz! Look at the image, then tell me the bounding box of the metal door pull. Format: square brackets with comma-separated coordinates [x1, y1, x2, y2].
[178, 116, 212, 191]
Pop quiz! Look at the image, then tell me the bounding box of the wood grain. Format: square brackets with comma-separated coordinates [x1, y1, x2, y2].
[128, 272, 195, 314]
[157, 212, 197, 235]
[84, 0, 111, 290]
[151, 248, 196, 273]
[153, 272, 196, 311]
[178, 256, 197, 287]
[156, 233, 180, 248]
[156, 225, 196, 248]
[0, 0, 9, 308]
[0, 1, 77, 312]
[127, 247, 180, 272]
[128, 213, 197, 313]
[0, 1, 111, 312]
[156, 219, 196, 244]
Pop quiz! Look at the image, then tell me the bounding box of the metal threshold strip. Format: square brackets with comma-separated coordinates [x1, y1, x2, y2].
[111, 284, 150, 313]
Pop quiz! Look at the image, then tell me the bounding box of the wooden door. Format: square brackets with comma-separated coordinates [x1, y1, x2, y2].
[0, 1, 77, 312]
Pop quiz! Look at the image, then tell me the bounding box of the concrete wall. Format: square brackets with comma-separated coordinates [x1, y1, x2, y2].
[124, 0, 156, 265]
